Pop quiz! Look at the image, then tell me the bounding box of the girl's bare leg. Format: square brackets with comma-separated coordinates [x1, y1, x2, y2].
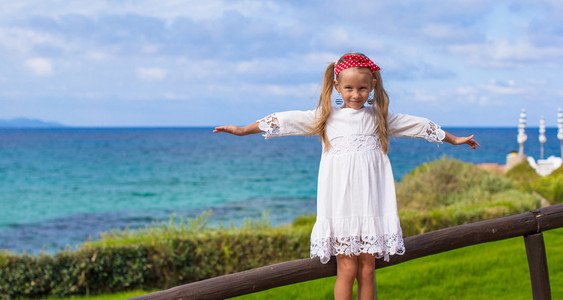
[356, 253, 376, 300]
[335, 254, 358, 300]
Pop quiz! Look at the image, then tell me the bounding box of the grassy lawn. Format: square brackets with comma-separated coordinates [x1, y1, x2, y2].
[46, 290, 152, 300]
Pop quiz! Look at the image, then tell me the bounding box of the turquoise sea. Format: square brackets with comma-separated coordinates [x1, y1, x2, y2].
[0, 127, 560, 254]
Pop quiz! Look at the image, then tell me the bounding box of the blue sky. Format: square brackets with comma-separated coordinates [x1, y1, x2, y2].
[0, 0, 562, 127]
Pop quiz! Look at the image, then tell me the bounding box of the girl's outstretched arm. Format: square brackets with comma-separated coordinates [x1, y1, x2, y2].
[213, 122, 261, 136]
[443, 131, 480, 150]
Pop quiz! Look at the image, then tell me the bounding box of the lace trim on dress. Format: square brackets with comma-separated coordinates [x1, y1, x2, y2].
[310, 234, 405, 264]
[257, 114, 281, 139]
[424, 121, 446, 144]
[325, 135, 382, 156]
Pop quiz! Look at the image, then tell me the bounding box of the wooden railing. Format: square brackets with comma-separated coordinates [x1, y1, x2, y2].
[130, 203, 563, 300]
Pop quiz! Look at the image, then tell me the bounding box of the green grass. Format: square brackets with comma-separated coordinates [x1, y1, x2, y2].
[231, 227, 563, 300]
[45, 289, 153, 300]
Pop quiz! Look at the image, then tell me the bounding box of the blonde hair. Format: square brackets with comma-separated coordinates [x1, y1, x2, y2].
[308, 53, 390, 153]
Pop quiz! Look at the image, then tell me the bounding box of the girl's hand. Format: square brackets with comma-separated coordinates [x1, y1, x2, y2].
[213, 125, 246, 136]
[444, 132, 480, 150]
[213, 122, 261, 136]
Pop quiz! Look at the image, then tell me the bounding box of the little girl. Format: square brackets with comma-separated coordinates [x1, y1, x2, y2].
[214, 53, 479, 300]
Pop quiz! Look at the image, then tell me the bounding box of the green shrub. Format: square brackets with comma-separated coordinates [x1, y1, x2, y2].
[397, 157, 513, 210]
[399, 189, 540, 236]
[504, 161, 540, 192]
[504, 162, 563, 204]
[549, 164, 563, 176]
[291, 215, 316, 229]
[396, 158, 540, 236]
[0, 214, 310, 299]
[533, 170, 563, 204]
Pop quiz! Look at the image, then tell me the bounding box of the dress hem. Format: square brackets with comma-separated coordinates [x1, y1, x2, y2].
[310, 234, 406, 264]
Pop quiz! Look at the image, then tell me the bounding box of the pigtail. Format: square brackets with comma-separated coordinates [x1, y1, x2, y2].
[372, 70, 390, 153]
[308, 62, 335, 149]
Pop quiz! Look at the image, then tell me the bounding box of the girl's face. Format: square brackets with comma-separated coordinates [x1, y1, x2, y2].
[334, 68, 376, 110]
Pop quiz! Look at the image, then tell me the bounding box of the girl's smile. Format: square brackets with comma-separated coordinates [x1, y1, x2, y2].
[334, 68, 377, 110]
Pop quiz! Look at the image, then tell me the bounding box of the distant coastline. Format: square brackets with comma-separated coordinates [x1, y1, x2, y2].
[0, 117, 66, 128]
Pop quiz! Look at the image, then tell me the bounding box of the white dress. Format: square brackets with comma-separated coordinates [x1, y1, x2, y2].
[258, 107, 445, 263]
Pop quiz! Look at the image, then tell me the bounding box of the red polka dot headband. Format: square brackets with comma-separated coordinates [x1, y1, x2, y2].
[334, 55, 380, 79]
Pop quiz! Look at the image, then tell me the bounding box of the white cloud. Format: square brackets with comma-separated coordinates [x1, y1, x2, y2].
[136, 67, 167, 81]
[455, 86, 478, 96]
[421, 24, 457, 40]
[483, 79, 526, 95]
[449, 79, 529, 106]
[257, 83, 317, 97]
[548, 89, 563, 98]
[224, 83, 318, 99]
[491, 41, 563, 61]
[86, 51, 111, 61]
[0, 27, 69, 56]
[448, 40, 563, 67]
[163, 92, 189, 100]
[0, 0, 281, 22]
[400, 78, 528, 108]
[313, 27, 386, 53]
[141, 45, 159, 54]
[324, 27, 350, 48]
[236, 60, 259, 73]
[410, 89, 439, 102]
[24, 58, 53, 76]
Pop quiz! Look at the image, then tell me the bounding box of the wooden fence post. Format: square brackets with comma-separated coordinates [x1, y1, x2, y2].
[523, 233, 551, 300]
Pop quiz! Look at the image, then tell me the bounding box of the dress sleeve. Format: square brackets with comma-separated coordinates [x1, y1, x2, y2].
[387, 113, 446, 144]
[256, 110, 317, 139]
